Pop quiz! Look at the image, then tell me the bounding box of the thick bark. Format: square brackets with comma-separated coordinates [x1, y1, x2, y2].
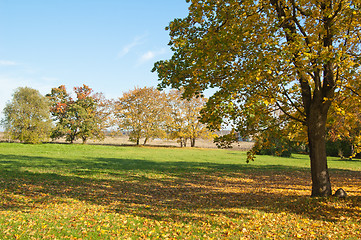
[270, 0, 335, 197]
[307, 104, 332, 197]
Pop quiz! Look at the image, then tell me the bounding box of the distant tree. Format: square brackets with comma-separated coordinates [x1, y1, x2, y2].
[166, 90, 188, 147]
[1, 87, 52, 144]
[46, 85, 73, 142]
[47, 84, 109, 144]
[92, 91, 113, 138]
[166, 90, 213, 147]
[114, 87, 168, 145]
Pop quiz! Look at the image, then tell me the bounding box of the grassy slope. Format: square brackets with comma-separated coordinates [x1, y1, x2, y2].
[0, 143, 360, 239]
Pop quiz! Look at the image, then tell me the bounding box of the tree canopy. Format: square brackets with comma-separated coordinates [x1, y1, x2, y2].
[166, 89, 213, 147]
[47, 85, 109, 144]
[153, 0, 361, 196]
[114, 87, 169, 145]
[1, 87, 52, 144]
[113, 87, 213, 147]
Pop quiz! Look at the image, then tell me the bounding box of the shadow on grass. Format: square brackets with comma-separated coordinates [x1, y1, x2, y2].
[0, 153, 360, 224]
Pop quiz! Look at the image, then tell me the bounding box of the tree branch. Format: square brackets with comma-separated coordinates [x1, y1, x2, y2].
[291, 0, 312, 16]
[280, 83, 306, 117]
[329, 0, 344, 22]
[345, 85, 361, 97]
[270, 0, 312, 115]
[275, 100, 306, 124]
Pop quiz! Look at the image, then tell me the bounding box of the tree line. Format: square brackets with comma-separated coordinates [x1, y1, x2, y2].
[1, 85, 212, 147]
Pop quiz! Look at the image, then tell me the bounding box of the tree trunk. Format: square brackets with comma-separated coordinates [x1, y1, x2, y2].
[308, 106, 332, 197]
[190, 138, 196, 147]
[143, 137, 148, 145]
[136, 138, 140, 146]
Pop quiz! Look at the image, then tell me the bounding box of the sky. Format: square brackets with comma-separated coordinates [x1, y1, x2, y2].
[0, 0, 190, 119]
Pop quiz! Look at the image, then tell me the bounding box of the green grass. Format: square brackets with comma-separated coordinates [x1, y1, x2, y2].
[0, 143, 360, 239]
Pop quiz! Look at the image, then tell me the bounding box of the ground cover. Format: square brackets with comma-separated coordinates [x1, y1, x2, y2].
[0, 143, 360, 239]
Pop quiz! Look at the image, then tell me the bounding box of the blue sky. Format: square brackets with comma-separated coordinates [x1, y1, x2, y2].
[0, 0, 190, 116]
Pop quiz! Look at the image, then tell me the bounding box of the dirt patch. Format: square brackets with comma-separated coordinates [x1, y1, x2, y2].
[0, 132, 253, 150]
[52, 136, 254, 151]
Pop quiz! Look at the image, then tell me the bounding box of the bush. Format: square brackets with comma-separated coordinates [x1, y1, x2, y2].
[253, 128, 295, 158]
[326, 140, 352, 158]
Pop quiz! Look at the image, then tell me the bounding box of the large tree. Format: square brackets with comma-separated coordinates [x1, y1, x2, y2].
[153, 0, 361, 196]
[47, 85, 108, 144]
[1, 87, 52, 144]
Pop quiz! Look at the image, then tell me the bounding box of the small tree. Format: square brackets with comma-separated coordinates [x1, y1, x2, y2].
[1, 87, 52, 144]
[114, 87, 168, 145]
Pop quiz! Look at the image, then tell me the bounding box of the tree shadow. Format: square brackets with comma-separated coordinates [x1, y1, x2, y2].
[0, 152, 360, 225]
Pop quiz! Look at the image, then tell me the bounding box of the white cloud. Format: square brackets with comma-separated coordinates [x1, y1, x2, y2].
[117, 35, 147, 58]
[0, 60, 17, 66]
[138, 48, 167, 65]
[139, 51, 156, 62]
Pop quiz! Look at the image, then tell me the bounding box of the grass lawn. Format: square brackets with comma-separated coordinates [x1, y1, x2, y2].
[0, 143, 360, 239]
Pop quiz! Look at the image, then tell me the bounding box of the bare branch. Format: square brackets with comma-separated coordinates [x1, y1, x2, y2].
[345, 85, 361, 97]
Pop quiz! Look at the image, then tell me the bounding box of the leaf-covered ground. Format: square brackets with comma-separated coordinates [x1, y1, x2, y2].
[0, 143, 360, 239]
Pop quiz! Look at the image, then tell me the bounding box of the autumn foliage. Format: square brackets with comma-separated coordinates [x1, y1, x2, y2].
[113, 87, 212, 147]
[166, 90, 213, 147]
[113, 87, 169, 145]
[327, 88, 361, 158]
[0, 143, 360, 239]
[153, 0, 361, 197]
[47, 85, 110, 144]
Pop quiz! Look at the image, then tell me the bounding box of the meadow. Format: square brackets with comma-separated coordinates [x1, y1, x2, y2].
[0, 143, 360, 239]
